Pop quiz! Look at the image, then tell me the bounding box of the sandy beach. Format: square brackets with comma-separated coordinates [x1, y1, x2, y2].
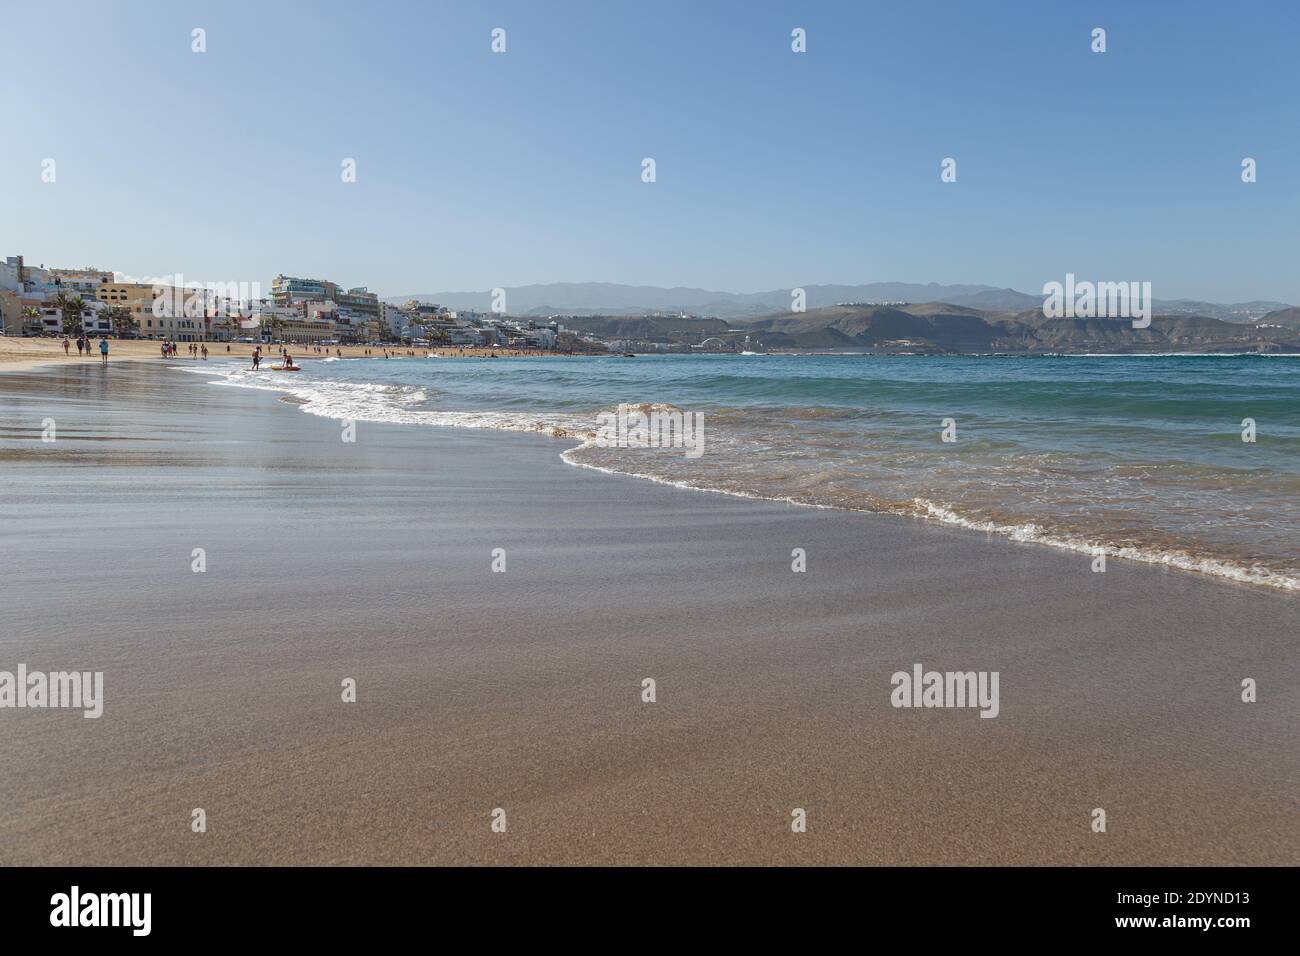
[0, 336, 568, 372]
[0, 360, 1295, 866]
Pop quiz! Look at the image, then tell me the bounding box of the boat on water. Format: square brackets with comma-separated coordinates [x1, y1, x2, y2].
[270, 365, 301, 372]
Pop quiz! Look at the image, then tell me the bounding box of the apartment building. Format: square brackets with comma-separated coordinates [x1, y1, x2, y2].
[272, 274, 380, 340]
[0, 289, 29, 334]
[93, 282, 222, 341]
[0, 257, 24, 294]
[50, 268, 113, 295]
[24, 299, 112, 336]
[279, 315, 336, 343]
[380, 300, 413, 340]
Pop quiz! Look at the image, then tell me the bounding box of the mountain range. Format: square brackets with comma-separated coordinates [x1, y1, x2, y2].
[735, 304, 1300, 353]
[542, 302, 1300, 354]
[387, 282, 1294, 323]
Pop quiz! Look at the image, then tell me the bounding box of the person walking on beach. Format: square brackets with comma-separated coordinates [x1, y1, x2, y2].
[98, 337, 109, 365]
[62, 337, 70, 356]
[75, 337, 83, 357]
[201, 344, 208, 360]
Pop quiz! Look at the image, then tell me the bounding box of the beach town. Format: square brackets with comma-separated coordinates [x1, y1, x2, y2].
[0, 254, 597, 365]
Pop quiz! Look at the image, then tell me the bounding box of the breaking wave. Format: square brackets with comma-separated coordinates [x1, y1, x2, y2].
[195, 359, 1300, 592]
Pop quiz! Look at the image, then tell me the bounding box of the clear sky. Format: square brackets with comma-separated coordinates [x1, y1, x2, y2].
[3, 0, 1297, 303]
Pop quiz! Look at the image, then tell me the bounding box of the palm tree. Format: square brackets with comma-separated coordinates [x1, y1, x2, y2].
[104, 305, 138, 337]
[54, 292, 86, 337]
[21, 306, 41, 336]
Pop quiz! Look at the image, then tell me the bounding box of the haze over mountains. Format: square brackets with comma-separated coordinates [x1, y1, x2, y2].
[389, 282, 1294, 323]
[547, 302, 1300, 354]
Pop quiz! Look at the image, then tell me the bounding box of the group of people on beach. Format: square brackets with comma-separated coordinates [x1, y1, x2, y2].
[61, 336, 109, 365]
[157, 341, 208, 360]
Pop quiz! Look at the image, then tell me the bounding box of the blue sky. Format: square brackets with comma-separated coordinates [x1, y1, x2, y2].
[3, 0, 1297, 302]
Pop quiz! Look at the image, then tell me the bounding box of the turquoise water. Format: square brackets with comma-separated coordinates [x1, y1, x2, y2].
[209, 353, 1300, 590]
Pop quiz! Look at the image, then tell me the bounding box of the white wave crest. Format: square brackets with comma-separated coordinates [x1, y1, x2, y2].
[198, 363, 1299, 593]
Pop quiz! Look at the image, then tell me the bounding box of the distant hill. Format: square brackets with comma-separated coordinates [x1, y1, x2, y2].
[388, 282, 1293, 323]
[1258, 307, 1300, 330]
[1155, 299, 1295, 322]
[389, 282, 1034, 318]
[532, 303, 1298, 353]
[942, 288, 1042, 311]
[731, 303, 1300, 353]
[548, 314, 732, 342]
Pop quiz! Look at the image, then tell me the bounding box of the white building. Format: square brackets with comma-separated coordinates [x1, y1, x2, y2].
[335, 306, 371, 340]
[2, 256, 57, 297]
[380, 300, 413, 340]
[0, 257, 22, 293]
[31, 298, 111, 336]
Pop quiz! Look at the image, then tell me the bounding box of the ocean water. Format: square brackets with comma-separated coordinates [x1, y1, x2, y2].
[202, 353, 1300, 591]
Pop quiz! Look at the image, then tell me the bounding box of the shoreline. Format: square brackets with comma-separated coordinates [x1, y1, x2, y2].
[0, 361, 1295, 865]
[557, 449, 1299, 594]
[0, 336, 578, 373]
[9, 337, 1297, 376]
[196, 357, 1300, 595]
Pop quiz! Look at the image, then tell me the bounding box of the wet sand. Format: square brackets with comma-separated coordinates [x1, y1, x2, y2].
[0, 361, 1295, 865]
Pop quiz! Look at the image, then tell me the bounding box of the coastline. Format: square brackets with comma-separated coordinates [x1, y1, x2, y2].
[0, 336, 572, 373]
[0, 361, 1295, 865]
[559, 448, 1300, 594]
[197, 353, 1300, 594]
